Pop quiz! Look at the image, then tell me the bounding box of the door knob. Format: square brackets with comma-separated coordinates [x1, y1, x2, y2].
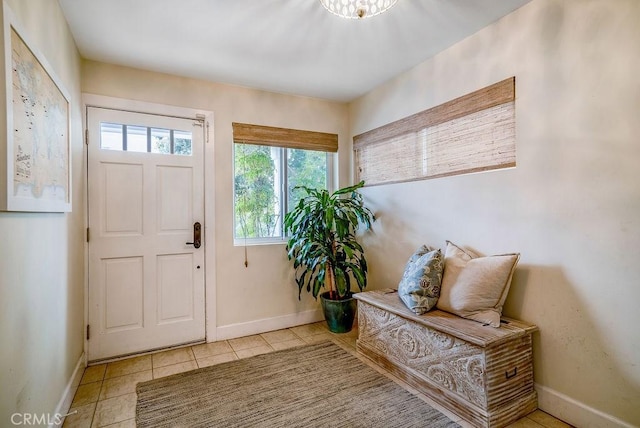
[186, 222, 201, 248]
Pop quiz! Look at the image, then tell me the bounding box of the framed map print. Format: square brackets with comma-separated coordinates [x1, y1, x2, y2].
[1, 1, 71, 212]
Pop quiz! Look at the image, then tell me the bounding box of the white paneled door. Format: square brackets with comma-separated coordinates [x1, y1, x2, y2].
[87, 107, 205, 361]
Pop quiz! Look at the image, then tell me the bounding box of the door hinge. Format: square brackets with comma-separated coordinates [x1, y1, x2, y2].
[86, 325, 90, 341]
[86, 227, 90, 242]
[85, 129, 89, 145]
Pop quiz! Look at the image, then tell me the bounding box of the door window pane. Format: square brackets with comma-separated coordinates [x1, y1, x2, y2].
[99, 122, 193, 156]
[100, 123, 123, 150]
[174, 130, 193, 156]
[151, 128, 171, 154]
[126, 125, 148, 153]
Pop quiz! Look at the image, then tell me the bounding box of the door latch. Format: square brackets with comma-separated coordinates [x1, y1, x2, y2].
[186, 222, 202, 248]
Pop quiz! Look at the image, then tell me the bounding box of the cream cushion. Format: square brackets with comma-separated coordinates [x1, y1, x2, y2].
[436, 241, 520, 327]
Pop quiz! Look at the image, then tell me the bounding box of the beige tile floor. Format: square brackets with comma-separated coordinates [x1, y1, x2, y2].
[62, 322, 572, 428]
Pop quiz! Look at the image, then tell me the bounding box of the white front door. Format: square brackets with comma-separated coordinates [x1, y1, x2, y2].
[87, 107, 205, 361]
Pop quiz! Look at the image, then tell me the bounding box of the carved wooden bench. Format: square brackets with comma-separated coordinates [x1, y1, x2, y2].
[354, 289, 538, 428]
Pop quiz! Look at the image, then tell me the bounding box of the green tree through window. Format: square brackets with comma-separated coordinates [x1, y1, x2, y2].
[287, 149, 327, 212]
[234, 144, 279, 239]
[234, 144, 329, 241]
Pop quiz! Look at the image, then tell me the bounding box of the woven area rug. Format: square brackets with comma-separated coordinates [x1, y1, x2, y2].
[136, 341, 460, 428]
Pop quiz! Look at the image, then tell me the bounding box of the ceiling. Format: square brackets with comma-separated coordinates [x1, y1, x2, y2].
[58, 0, 531, 102]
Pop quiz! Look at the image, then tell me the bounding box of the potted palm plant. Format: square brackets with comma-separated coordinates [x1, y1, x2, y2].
[284, 181, 375, 333]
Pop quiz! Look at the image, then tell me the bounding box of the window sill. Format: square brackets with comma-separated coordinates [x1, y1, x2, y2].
[233, 238, 288, 247]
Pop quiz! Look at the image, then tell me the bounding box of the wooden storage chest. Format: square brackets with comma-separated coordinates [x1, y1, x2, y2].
[354, 289, 538, 428]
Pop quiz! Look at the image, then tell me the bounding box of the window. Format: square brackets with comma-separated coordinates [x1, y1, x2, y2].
[354, 77, 515, 186]
[232, 122, 338, 244]
[99, 122, 193, 156]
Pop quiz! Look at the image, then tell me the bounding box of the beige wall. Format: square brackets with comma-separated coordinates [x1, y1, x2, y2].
[2, 0, 637, 425]
[81, 61, 350, 335]
[0, 0, 84, 423]
[349, 0, 640, 426]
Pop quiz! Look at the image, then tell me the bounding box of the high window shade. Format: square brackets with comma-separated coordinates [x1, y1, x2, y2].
[232, 122, 338, 152]
[354, 77, 516, 186]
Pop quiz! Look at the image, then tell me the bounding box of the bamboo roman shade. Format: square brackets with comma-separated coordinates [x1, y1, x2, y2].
[232, 122, 338, 152]
[353, 77, 516, 186]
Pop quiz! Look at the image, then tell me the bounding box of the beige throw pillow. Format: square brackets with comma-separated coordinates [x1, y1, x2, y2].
[436, 241, 520, 327]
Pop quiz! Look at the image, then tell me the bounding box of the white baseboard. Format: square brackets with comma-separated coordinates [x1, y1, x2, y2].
[50, 352, 85, 428]
[535, 383, 635, 428]
[216, 309, 324, 341]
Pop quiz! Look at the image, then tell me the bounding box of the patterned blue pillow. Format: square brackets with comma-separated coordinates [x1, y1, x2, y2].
[398, 247, 444, 315]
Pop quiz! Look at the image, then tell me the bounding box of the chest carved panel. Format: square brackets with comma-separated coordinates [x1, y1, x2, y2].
[358, 302, 487, 407]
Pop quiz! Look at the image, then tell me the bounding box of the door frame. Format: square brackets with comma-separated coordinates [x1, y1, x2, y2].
[82, 94, 216, 362]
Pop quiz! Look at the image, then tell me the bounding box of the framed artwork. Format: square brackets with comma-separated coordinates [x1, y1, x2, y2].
[1, 1, 71, 212]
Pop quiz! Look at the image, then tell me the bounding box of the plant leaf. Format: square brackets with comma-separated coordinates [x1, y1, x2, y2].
[284, 180, 374, 299]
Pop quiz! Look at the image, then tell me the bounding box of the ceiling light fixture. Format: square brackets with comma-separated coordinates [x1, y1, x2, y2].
[319, 0, 398, 19]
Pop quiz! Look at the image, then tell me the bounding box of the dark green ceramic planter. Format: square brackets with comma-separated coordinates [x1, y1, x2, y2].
[320, 291, 357, 333]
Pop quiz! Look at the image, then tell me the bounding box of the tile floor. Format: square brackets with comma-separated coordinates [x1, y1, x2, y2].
[62, 322, 571, 428]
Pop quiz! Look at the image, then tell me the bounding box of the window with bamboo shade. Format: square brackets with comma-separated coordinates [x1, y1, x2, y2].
[353, 77, 516, 186]
[231, 122, 337, 244]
